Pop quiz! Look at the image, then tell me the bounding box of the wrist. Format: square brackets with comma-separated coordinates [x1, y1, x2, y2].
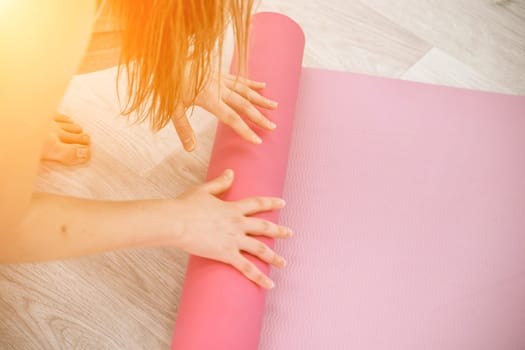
[145, 198, 185, 248]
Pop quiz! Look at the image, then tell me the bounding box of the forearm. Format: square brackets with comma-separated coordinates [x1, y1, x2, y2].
[1, 192, 179, 263]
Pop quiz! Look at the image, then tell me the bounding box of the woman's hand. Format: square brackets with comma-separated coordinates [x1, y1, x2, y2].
[172, 73, 279, 151]
[172, 169, 292, 289]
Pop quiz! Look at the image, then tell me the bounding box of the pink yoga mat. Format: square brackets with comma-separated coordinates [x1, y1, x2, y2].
[171, 12, 304, 350]
[259, 68, 525, 349]
[173, 11, 525, 350]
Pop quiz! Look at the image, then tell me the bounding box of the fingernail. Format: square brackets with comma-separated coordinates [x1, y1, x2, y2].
[82, 135, 90, 143]
[280, 258, 287, 267]
[224, 169, 233, 178]
[268, 122, 277, 129]
[266, 279, 275, 289]
[279, 199, 286, 207]
[253, 135, 263, 144]
[270, 101, 278, 108]
[76, 147, 89, 159]
[280, 226, 293, 237]
[185, 140, 196, 152]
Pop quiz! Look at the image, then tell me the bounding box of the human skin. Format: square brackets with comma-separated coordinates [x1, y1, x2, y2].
[0, 0, 290, 289]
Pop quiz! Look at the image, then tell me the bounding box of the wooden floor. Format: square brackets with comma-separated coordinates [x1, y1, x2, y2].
[1, 1, 524, 349]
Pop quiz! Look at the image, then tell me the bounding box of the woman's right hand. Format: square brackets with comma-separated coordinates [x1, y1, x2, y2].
[171, 169, 292, 289]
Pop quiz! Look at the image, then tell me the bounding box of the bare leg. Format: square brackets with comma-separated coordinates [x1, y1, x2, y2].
[41, 115, 91, 165]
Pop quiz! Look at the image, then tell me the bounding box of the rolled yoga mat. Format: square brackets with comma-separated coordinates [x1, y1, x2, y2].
[171, 12, 305, 350]
[173, 11, 525, 350]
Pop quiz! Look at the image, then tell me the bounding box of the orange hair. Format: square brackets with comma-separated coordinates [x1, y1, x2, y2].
[109, 0, 254, 130]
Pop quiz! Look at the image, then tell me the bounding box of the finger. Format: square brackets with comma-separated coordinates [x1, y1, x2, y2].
[211, 102, 262, 144]
[222, 90, 275, 131]
[58, 122, 83, 133]
[172, 106, 196, 152]
[241, 238, 286, 268]
[236, 197, 286, 216]
[54, 114, 73, 123]
[223, 79, 278, 110]
[200, 169, 234, 195]
[243, 218, 293, 238]
[57, 130, 90, 145]
[231, 254, 274, 289]
[224, 74, 266, 90]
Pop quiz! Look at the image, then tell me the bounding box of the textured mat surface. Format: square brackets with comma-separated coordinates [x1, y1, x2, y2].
[259, 68, 525, 349]
[172, 11, 525, 350]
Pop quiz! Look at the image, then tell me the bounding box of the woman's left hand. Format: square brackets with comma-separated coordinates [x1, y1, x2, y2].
[172, 73, 279, 151]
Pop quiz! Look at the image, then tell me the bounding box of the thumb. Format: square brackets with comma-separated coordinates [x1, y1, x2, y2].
[201, 169, 234, 196]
